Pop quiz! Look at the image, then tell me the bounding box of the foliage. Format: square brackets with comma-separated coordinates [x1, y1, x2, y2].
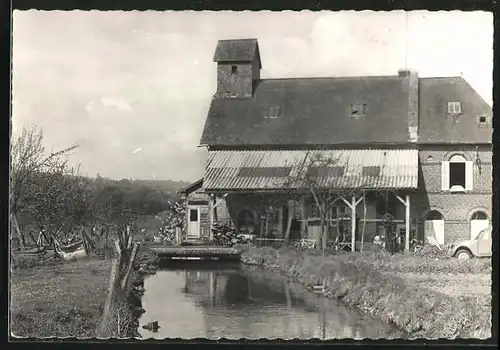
[11, 126, 185, 251]
[212, 223, 242, 247]
[10, 126, 80, 245]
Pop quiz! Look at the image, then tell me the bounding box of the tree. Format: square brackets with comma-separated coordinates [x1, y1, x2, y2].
[10, 126, 79, 246]
[283, 152, 367, 253]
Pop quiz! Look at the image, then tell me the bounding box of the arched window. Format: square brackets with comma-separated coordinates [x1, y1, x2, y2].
[425, 210, 444, 221]
[442, 154, 472, 192]
[471, 211, 488, 220]
[237, 209, 257, 234]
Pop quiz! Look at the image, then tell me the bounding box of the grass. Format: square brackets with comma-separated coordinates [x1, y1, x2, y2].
[10, 257, 113, 338]
[241, 247, 492, 339]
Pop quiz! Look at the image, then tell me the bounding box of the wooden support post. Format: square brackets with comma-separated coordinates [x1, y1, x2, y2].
[300, 197, 306, 238]
[175, 227, 181, 246]
[278, 205, 284, 238]
[394, 193, 411, 252]
[351, 196, 356, 252]
[405, 195, 410, 252]
[284, 200, 293, 244]
[209, 195, 215, 240]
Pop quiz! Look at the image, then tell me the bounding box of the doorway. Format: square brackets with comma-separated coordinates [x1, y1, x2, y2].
[470, 211, 489, 240]
[187, 206, 201, 239]
[424, 210, 445, 245]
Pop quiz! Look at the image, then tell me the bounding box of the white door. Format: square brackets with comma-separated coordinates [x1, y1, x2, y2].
[471, 219, 489, 240]
[424, 220, 444, 245]
[187, 206, 201, 238]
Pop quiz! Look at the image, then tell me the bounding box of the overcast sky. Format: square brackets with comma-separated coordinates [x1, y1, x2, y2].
[12, 10, 493, 182]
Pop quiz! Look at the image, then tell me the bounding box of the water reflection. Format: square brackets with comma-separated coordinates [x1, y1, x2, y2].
[138, 263, 403, 340]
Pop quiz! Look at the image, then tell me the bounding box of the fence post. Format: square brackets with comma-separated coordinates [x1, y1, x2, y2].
[120, 242, 140, 290]
[98, 239, 122, 337]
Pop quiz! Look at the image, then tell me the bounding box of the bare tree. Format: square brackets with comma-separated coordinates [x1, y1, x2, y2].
[283, 152, 366, 253]
[10, 126, 79, 246]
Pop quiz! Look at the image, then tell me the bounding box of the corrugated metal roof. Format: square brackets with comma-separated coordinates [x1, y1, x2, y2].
[204, 149, 419, 191]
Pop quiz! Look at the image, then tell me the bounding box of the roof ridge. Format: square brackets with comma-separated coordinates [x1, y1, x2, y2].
[260, 75, 400, 81]
[218, 38, 258, 42]
[419, 76, 463, 80]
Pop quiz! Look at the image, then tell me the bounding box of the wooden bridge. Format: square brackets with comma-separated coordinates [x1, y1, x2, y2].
[148, 245, 242, 261]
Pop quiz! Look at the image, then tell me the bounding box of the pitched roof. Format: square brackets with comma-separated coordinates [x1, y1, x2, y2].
[200, 75, 492, 147]
[200, 76, 412, 146]
[213, 38, 262, 68]
[177, 178, 204, 195]
[418, 77, 492, 144]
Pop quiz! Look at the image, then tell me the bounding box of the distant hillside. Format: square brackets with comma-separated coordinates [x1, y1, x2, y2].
[131, 179, 191, 194]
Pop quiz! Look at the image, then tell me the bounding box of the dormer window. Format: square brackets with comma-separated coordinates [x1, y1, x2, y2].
[231, 65, 238, 74]
[447, 102, 461, 114]
[350, 103, 366, 117]
[265, 105, 281, 119]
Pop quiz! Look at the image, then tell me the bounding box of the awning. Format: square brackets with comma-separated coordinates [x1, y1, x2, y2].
[204, 149, 418, 191]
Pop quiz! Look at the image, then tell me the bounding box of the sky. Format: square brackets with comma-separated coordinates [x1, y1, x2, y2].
[12, 10, 493, 182]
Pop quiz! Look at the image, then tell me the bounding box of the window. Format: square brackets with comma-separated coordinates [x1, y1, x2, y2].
[350, 103, 366, 117]
[189, 209, 198, 222]
[447, 102, 462, 114]
[478, 115, 489, 125]
[231, 65, 238, 74]
[442, 154, 473, 192]
[265, 105, 281, 119]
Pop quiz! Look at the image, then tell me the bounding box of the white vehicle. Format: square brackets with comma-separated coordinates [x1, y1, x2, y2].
[447, 226, 492, 260]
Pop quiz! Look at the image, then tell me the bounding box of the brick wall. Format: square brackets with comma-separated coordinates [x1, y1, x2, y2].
[414, 145, 492, 243]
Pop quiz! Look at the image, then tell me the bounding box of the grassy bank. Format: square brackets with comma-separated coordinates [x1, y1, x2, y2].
[10, 257, 113, 338]
[241, 247, 491, 339]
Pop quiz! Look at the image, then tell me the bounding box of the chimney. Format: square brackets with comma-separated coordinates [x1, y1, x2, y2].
[399, 69, 419, 142]
[212, 39, 262, 99]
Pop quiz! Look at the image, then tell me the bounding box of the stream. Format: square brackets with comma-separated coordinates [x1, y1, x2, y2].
[138, 261, 403, 340]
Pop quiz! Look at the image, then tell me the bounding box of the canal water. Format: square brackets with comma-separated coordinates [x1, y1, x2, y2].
[138, 262, 403, 340]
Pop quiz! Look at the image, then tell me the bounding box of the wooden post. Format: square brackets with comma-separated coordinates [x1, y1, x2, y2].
[351, 196, 356, 252]
[300, 197, 306, 238]
[394, 193, 411, 252]
[278, 205, 284, 238]
[98, 239, 122, 337]
[405, 194, 410, 252]
[175, 227, 181, 246]
[209, 195, 214, 240]
[284, 200, 293, 245]
[121, 242, 139, 290]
